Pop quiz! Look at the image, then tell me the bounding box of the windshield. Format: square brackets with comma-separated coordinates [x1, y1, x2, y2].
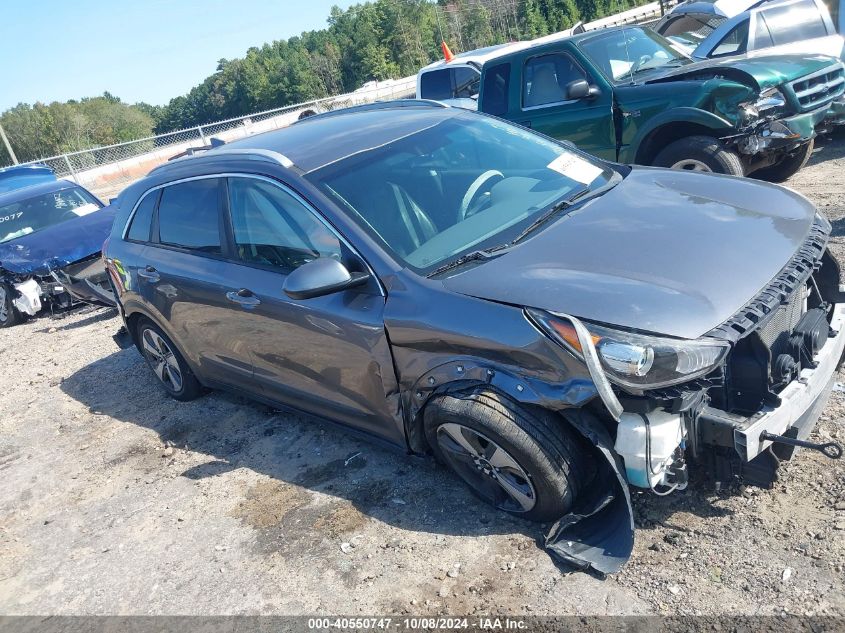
[579, 27, 691, 83]
[309, 112, 616, 274]
[659, 13, 727, 49]
[0, 186, 102, 243]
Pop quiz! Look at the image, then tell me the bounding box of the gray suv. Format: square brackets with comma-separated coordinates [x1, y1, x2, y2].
[104, 101, 845, 573]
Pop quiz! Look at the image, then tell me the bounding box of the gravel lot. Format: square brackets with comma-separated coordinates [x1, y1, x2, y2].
[1, 135, 845, 617]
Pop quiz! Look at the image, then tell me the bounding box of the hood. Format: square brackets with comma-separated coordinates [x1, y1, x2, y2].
[0, 206, 116, 276]
[442, 168, 818, 339]
[646, 54, 838, 91]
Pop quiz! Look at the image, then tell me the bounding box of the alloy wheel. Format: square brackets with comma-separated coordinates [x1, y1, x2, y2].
[671, 159, 712, 172]
[0, 285, 8, 323]
[141, 328, 183, 392]
[436, 422, 537, 513]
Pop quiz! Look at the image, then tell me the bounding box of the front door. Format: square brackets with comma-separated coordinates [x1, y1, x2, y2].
[512, 51, 615, 159]
[221, 175, 403, 444]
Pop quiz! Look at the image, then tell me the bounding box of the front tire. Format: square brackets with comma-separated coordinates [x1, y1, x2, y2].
[653, 135, 744, 176]
[424, 388, 593, 522]
[750, 139, 814, 183]
[136, 318, 203, 401]
[0, 283, 22, 328]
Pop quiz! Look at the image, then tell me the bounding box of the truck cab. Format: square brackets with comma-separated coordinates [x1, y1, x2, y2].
[477, 25, 845, 179]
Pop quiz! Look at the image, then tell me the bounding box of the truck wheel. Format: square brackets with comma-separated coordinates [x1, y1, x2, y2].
[653, 135, 744, 176]
[750, 140, 814, 183]
[0, 283, 21, 328]
[423, 388, 594, 522]
[136, 318, 203, 401]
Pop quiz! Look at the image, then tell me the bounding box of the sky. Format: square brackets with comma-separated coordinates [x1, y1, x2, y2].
[0, 0, 357, 111]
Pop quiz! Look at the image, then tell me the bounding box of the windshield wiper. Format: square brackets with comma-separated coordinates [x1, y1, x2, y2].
[427, 243, 511, 277]
[510, 187, 594, 245]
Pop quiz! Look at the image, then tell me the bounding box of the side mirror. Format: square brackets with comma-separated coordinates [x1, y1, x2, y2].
[283, 258, 370, 300]
[566, 79, 600, 100]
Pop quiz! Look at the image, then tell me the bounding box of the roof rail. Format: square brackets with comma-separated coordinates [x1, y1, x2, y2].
[149, 147, 293, 175]
[294, 99, 448, 124]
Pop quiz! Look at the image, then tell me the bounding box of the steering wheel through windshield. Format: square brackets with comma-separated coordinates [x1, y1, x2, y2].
[459, 170, 505, 220]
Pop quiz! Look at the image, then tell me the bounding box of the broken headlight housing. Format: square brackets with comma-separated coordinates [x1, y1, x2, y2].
[740, 88, 787, 121]
[528, 309, 730, 389]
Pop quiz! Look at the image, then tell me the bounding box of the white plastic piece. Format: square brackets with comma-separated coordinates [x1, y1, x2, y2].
[12, 279, 42, 316]
[614, 409, 684, 489]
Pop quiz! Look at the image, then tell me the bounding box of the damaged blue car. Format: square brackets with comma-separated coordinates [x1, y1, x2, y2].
[0, 166, 116, 327]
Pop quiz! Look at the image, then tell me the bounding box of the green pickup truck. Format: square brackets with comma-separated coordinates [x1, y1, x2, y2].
[477, 25, 845, 180]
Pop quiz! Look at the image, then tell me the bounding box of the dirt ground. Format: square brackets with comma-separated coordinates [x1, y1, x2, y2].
[1, 135, 845, 617]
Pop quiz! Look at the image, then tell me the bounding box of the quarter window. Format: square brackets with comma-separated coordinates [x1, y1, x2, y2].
[127, 191, 157, 242]
[156, 179, 222, 253]
[227, 177, 341, 271]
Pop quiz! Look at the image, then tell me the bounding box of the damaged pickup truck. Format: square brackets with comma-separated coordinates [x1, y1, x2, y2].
[478, 25, 845, 180]
[0, 170, 116, 327]
[105, 102, 844, 574]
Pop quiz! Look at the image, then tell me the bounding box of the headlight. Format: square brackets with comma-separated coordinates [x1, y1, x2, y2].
[741, 88, 787, 121]
[527, 309, 730, 390]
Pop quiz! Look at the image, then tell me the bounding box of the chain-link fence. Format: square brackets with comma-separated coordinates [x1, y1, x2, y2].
[9, 78, 416, 201]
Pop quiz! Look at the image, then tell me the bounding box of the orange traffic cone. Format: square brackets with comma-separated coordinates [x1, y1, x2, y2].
[441, 41, 454, 62]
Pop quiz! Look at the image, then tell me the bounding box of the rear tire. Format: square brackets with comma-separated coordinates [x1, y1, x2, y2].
[136, 318, 203, 401]
[0, 283, 22, 328]
[424, 388, 594, 522]
[750, 139, 814, 183]
[653, 135, 744, 176]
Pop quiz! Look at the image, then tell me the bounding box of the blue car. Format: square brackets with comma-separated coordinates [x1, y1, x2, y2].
[0, 166, 116, 327]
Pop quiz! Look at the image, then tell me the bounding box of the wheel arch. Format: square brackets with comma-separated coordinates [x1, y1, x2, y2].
[631, 108, 733, 165]
[121, 302, 202, 380]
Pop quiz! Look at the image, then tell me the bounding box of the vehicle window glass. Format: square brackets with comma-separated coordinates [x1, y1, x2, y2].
[310, 112, 615, 274]
[227, 177, 341, 271]
[578, 27, 691, 83]
[523, 53, 587, 108]
[420, 69, 452, 100]
[753, 15, 775, 48]
[710, 19, 749, 57]
[156, 179, 221, 253]
[659, 13, 727, 49]
[453, 66, 480, 99]
[482, 63, 511, 116]
[762, 1, 829, 44]
[0, 186, 101, 244]
[127, 192, 157, 242]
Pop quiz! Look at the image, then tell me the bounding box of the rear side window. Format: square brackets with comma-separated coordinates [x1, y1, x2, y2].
[420, 69, 452, 100]
[156, 179, 221, 253]
[710, 19, 750, 57]
[482, 62, 511, 116]
[761, 1, 829, 44]
[127, 192, 157, 242]
[227, 177, 341, 271]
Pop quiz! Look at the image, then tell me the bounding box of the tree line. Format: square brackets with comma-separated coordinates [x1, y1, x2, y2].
[1, 0, 649, 165]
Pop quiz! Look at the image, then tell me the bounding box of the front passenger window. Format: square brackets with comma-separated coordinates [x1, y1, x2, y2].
[227, 177, 341, 271]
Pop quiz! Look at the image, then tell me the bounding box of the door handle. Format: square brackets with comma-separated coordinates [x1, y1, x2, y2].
[226, 288, 261, 308]
[137, 266, 160, 282]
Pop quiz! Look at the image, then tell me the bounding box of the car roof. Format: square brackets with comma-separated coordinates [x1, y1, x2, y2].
[0, 164, 56, 194]
[166, 103, 468, 175]
[0, 179, 82, 207]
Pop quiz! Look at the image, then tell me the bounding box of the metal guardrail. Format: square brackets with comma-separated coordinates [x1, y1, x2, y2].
[4, 79, 416, 201]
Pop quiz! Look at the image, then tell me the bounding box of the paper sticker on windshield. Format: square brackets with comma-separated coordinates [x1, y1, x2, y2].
[547, 154, 603, 184]
[70, 202, 100, 217]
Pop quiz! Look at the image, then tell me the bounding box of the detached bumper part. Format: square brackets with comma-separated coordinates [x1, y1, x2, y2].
[12, 278, 42, 316]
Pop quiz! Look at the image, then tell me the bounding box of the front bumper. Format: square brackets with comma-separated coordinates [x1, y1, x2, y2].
[824, 96, 845, 128]
[733, 303, 845, 462]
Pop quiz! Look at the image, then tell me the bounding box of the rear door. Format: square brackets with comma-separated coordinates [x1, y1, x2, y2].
[220, 175, 403, 444]
[140, 177, 257, 392]
[509, 48, 615, 159]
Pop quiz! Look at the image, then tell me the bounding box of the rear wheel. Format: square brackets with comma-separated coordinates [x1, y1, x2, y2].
[424, 388, 594, 522]
[750, 139, 814, 183]
[136, 318, 203, 401]
[0, 283, 21, 328]
[653, 135, 744, 176]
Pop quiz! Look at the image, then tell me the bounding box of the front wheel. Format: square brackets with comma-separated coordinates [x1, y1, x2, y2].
[750, 139, 814, 183]
[652, 135, 744, 176]
[423, 388, 594, 522]
[0, 283, 22, 328]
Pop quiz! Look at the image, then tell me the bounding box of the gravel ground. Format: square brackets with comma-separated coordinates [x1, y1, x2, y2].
[1, 135, 845, 617]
